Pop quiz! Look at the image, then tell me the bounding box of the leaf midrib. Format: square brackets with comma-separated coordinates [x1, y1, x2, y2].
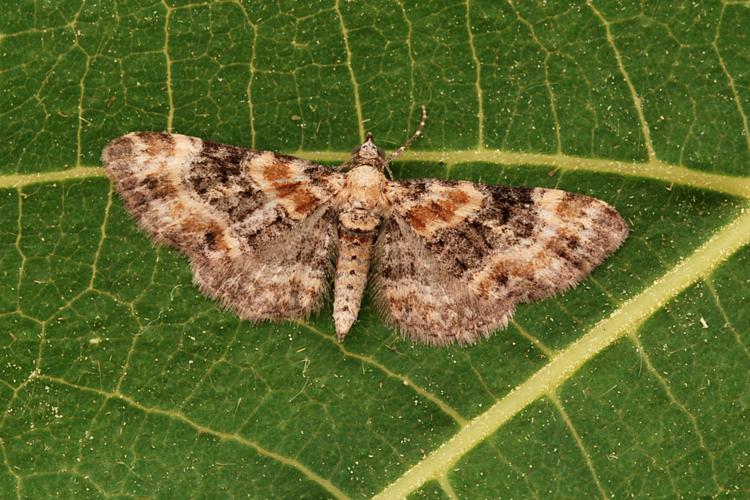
[2, 150, 750, 198]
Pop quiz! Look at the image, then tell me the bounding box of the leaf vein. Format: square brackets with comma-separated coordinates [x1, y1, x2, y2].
[466, 0, 484, 148]
[627, 333, 720, 492]
[549, 392, 608, 500]
[334, 0, 364, 142]
[586, 0, 656, 162]
[36, 374, 350, 500]
[300, 322, 466, 426]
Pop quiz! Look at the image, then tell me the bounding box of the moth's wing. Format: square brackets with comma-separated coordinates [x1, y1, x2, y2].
[102, 132, 345, 319]
[376, 179, 628, 345]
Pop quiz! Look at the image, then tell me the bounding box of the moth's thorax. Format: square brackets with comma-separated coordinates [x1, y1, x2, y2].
[343, 165, 385, 205]
[337, 165, 387, 232]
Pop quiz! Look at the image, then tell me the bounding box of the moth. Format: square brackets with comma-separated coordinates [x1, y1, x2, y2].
[102, 108, 627, 346]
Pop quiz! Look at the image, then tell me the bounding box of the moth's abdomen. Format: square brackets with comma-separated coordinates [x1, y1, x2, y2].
[332, 164, 386, 340]
[333, 230, 375, 341]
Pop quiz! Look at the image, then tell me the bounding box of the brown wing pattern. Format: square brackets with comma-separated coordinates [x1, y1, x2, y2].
[103, 132, 345, 319]
[375, 179, 628, 345]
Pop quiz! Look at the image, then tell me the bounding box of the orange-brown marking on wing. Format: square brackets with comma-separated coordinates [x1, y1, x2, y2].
[181, 215, 209, 234]
[474, 257, 537, 297]
[262, 160, 292, 181]
[544, 236, 584, 270]
[202, 222, 231, 252]
[179, 217, 230, 252]
[407, 188, 474, 233]
[249, 154, 335, 220]
[271, 181, 320, 218]
[290, 189, 320, 216]
[448, 189, 471, 205]
[555, 193, 591, 219]
[273, 182, 302, 197]
[138, 132, 176, 157]
[104, 136, 134, 162]
[142, 173, 177, 199]
[169, 200, 186, 219]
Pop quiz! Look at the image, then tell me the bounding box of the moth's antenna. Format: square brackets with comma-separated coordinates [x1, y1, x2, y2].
[385, 105, 427, 166]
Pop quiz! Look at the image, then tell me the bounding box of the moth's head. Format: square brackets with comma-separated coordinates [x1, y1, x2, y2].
[351, 132, 385, 162]
[346, 106, 426, 176]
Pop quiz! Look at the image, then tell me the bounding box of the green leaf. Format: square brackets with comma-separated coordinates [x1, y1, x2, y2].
[2, 1, 749, 497]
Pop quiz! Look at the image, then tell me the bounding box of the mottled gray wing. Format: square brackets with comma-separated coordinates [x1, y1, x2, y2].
[375, 179, 628, 345]
[103, 132, 345, 319]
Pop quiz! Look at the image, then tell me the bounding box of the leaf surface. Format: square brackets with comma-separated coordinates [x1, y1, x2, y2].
[1, 1, 749, 497]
